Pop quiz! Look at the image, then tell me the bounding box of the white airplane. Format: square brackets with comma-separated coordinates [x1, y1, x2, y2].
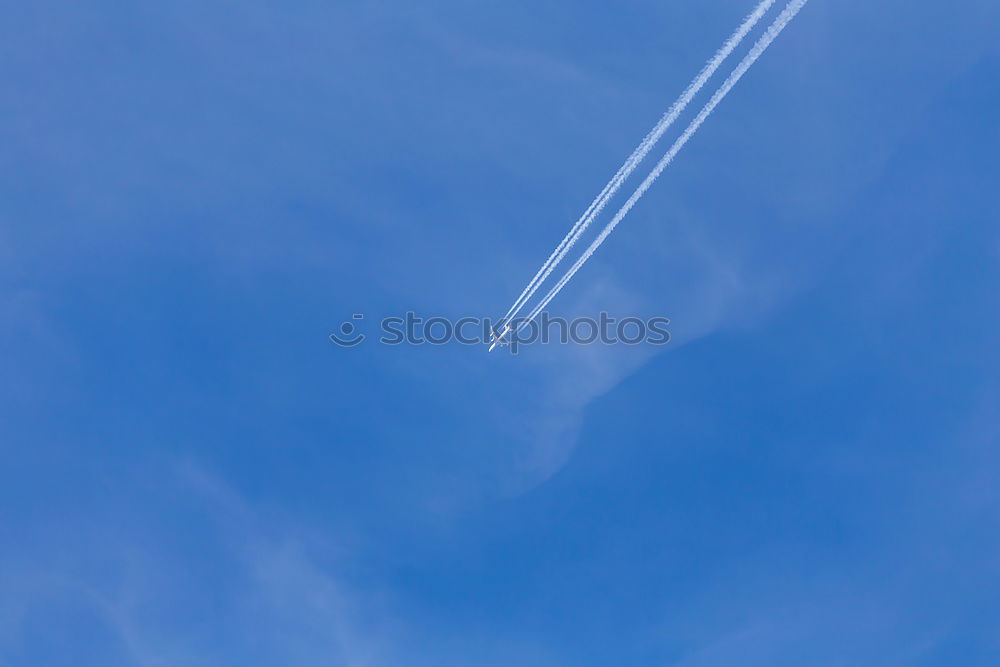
[488, 324, 512, 352]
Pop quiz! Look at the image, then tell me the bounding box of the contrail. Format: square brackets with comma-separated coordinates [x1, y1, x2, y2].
[496, 0, 777, 330]
[518, 0, 809, 331]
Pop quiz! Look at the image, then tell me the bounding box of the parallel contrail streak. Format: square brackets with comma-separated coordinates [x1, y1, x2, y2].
[518, 0, 809, 330]
[497, 0, 776, 330]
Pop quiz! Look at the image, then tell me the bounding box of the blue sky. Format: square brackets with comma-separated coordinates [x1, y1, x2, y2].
[3, 0, 1000, 664]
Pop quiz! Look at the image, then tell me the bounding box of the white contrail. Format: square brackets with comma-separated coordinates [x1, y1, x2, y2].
[496, 0, 777, 330]
[518, 0, 809, 331]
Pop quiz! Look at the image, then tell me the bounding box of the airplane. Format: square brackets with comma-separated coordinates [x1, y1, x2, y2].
[488, 324, 512, 352]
